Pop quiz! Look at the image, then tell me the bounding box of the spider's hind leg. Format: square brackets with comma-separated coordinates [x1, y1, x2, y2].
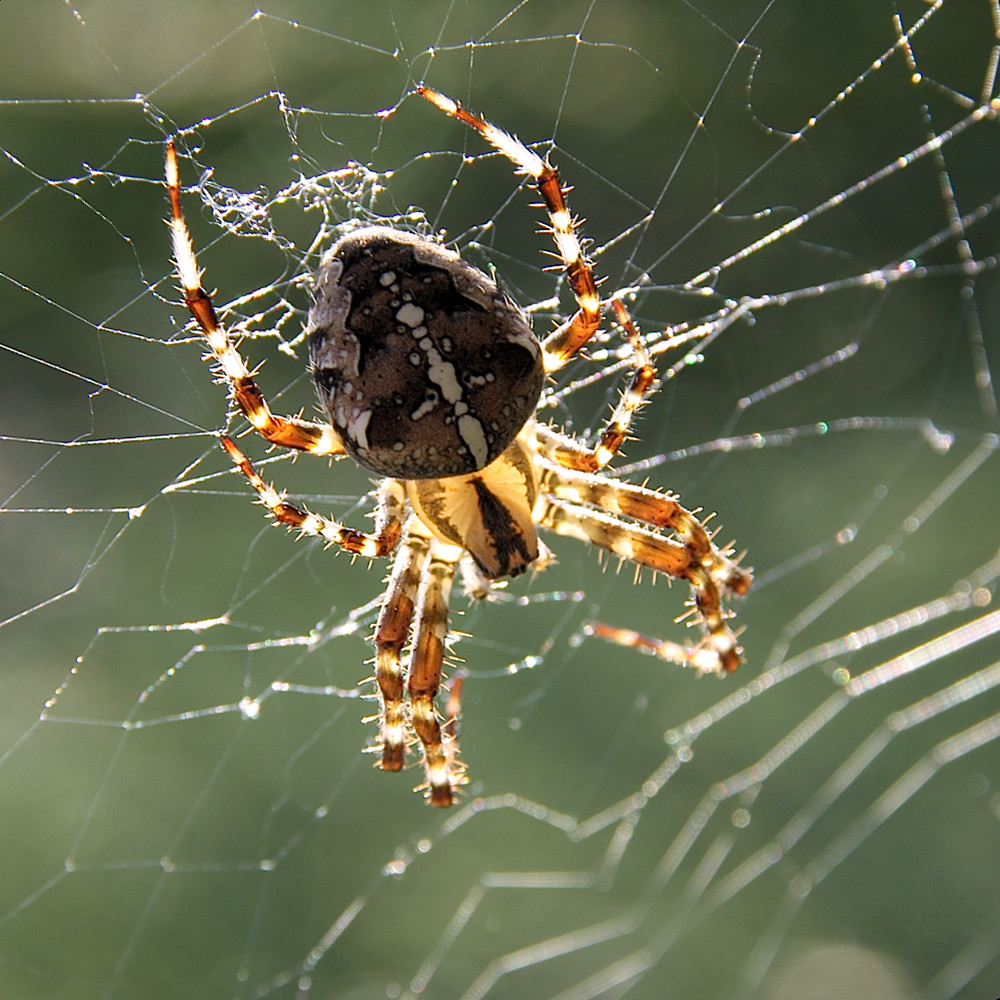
[165, 140, 344, 457]
[414, 93, 658, 471]
[415, 88, 602, 372]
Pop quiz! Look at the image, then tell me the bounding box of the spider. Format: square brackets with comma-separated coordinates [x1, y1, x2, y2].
[166, 87, 752, 806]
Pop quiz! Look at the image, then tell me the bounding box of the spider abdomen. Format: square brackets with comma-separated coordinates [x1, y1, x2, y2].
[308, 227, 544, 480]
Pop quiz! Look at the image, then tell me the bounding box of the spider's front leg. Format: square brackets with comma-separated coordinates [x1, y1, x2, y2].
[535, 465, 751, 674]
[582, 622, 726, 675]
[372, 517, 466, 806]
[407, 537, 465, 806]
[371, 519, 429, 774]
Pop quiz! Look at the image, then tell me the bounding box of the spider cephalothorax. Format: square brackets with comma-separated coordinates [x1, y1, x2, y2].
[166, 87, 751, 806]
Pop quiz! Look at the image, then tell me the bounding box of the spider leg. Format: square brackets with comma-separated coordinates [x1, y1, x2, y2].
[591, 298, 658, 467]
[536, 456, 752, 599]
[372, 519, 466, 802]
[372, 518, 429, 772]
[407, 535, 466, 806]
[166, 140, 344, 456]
[220, 436, 404, 558]
[582, 621, 731, 675]
[536, 299, 658, 472]
[535, 493, 747, 673]
[414, 95, 655, 470]
[416, 88, 601, 372]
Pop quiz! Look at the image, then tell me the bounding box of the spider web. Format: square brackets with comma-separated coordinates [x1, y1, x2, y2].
[2, 1, 1000, 997]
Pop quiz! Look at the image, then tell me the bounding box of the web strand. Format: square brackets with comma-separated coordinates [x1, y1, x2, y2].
[1, 2, 999, 998]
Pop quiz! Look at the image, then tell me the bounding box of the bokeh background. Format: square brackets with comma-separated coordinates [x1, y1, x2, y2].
[1, 1, 999, 998]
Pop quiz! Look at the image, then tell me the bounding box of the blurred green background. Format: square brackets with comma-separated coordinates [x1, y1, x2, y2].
[1, 1, 999, 998]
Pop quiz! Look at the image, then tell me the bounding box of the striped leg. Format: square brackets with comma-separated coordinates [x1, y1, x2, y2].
[220, 436, 404, 558]
[536, 456, 752, 600]
[407, 538, 465, 805]
[371, 518, 431, 771]
[583, 622, 729, 675]
[590, 298, 658, 469]
[416, 87, 601, 372]
[539, 299, 657, 472]
[166, 140, 344, 457]
[414, 94, 657, 470]
[536, 493, 748, 674]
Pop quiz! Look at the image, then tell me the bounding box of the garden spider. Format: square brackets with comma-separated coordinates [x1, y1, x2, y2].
[166, 87, 751, 806]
